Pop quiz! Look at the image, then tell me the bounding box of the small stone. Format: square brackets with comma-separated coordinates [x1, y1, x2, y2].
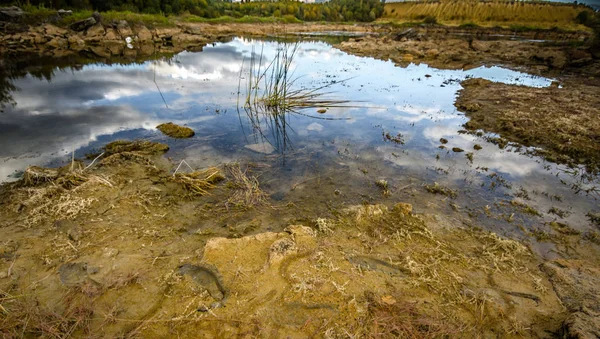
[474, 144, 483, 150]
[245, 143, 275, 155]
[452, 147, 465, 153]
[0, 271, 8, 279]
[440, 138, 448, 144]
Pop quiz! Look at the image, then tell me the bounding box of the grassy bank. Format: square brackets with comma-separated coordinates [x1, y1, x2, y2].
[382, 1, 594, 30]
[20, 5, 304, 28]
[17, 1, 597, 32]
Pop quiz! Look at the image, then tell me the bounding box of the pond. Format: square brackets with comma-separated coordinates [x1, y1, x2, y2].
[0, 37, 597, 251]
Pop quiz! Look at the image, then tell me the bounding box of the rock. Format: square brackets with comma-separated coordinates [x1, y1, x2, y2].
[0, 271, 7, 279]
[84, 24, 106, 43]
[134, 24, 153, 42]
[534, 50, 567, 69]
[471, 40, 489, 52]
[116, 20, 133, 38]
[67, 35, 85, 48]
[393, 28, 416, 41]
[57, 9, 73, 17]
[47, 37, 67, 48]
[402, 53, 414, 62]
[569, 49, 593, 66]
[103, 28, 120, 41]
[426, 48, 439, 58]
[70, 16, 97, 32]
[43, 24, 67, 37]
[452, 147, 465, 153]
[0, 6, 24, 21]
[440, 138, 448, 144]
[32, 33, 46, 44]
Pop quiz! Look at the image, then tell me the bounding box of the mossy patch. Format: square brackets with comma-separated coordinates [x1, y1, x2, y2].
[103, 140, 170, 155]
[156, 122, 195, 138]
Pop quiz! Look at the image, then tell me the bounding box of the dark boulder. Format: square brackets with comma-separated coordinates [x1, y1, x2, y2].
[70, 12, 101, 32]
[70, 16, 96, 31]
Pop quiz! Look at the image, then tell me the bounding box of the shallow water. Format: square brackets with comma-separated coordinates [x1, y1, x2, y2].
[0, 37, 598, 247]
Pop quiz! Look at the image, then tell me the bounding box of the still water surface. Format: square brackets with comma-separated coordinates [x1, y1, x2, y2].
[0, 37, 597, 243]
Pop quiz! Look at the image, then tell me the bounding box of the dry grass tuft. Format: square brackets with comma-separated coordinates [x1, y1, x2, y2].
[367, 294, 460, 338]
[0, 289, 95, 338]
[173, 167, 225, 196]
[224, 164, 269, 209]
[21, 166, 59, 187]
[8, 163, 113, 227]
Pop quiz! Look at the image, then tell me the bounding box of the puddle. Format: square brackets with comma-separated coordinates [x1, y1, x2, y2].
[0, 37, 598, 250]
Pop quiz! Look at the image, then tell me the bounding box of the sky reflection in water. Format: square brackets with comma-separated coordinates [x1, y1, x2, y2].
[0, 37, 597, 237]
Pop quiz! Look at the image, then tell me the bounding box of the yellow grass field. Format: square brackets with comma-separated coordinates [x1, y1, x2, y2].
[382, 1, 593, 29]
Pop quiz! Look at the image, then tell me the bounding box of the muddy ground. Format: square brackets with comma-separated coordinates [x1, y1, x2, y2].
[0, 141, 599, 338]
[455, 78, 600, 175]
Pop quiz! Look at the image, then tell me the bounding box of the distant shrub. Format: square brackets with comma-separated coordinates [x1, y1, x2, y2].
[460, 22, 479, 28]
[423, 16, 437, 25]
[575, 10, 591, 25]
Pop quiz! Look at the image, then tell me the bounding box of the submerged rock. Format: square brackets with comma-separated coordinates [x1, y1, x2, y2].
[245, 142, 275, 155]
[156, 122, 195, 138]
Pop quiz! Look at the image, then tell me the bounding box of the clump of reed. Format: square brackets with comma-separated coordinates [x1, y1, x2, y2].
[223, 164, 269, 208]
[238, 42, 351, 152]
[172, 167, 225, 196]
[240, 43, 350, 114]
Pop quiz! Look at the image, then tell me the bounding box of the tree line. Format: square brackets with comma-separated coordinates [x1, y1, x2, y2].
[3, 0, 386, 22]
